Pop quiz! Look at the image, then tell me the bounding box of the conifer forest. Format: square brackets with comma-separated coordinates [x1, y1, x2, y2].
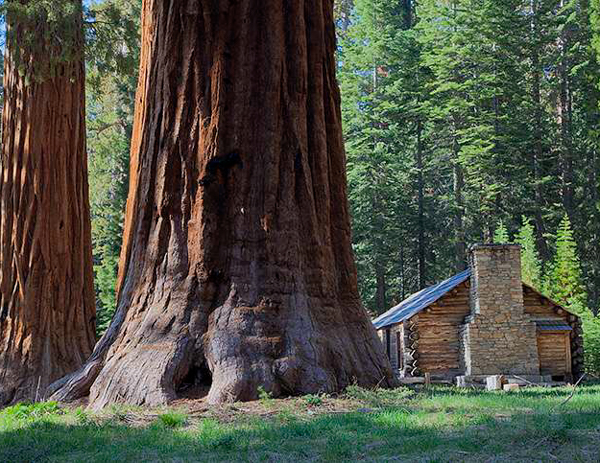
[1, 0, 600, 414]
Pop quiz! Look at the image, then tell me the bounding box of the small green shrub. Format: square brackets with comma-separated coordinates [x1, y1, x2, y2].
[108, 405, 129, 423]
[157, 411, 187, 428]
[276, 409, 296, 424]
[2, 401, 60, 420]
[304, 393, 326, 407]
[257, 386, 273, 403]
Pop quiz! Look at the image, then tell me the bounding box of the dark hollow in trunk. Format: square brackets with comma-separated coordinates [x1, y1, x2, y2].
[0, 0, 96, 406]
[50, 0, 395, 409]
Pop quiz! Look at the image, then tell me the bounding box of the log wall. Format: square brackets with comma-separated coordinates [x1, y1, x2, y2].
[413, 281, 471, 378]
[523, 285, 582, 380]
[537, 332, 571, 376]
[523, 287, 569, 320]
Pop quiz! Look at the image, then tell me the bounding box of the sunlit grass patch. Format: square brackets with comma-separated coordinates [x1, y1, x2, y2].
[1, 401, 61, 421]
[155, 410, 187, 429]
[0, 384, 599, 462]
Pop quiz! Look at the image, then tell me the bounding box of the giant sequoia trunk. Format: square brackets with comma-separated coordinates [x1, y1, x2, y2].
[0, 1, 96, 406]
[50, 0, 394, 409]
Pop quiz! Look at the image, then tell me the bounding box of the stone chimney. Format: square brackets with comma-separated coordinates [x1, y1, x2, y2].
[460, 244, 540, 376]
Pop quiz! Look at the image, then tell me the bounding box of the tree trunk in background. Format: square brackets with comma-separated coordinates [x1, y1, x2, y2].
[529, 0, 550, 261]
[453, 162, 466, 271]
[375, 261, 387, 314]
[402, 0, 413, 30]
[558, 0, 575, 221]
[586, 148, 600, 314]
[416, 120, 426, 288]
[399, 245, 406, 300]
[452, 132, 467, 271]
[51, 0, 394, 409]
[0, 1, 96, 406]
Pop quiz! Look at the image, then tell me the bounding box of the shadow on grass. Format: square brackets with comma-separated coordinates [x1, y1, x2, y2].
[1, 406, 599, 462]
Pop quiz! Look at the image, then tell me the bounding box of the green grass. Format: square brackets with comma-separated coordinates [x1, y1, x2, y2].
[1, 385, 600, 462]
[156, 411, 188, 429]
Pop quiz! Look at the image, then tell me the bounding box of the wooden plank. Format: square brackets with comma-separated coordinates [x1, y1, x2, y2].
[417, 316, 462, 374]
[537, 332, 569, 376]
[524, 304, 568, 319]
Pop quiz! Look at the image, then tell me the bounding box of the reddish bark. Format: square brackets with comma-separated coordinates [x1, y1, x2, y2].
[0, 1, 96, 406]
[51, 0, 394, 409]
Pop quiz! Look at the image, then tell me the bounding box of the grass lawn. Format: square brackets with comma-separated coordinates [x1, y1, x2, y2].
[1, 384, 599, 462]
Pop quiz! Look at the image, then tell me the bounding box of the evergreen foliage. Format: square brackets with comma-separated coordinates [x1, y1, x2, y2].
[85, 0, 141, 335]
[515, 217, 542, 290]
[544, 215, 600, 373]
[2, 0, 137, 79]
[339, 0, 600, 323]
[1, 0, 84, 78]
[493, 222, 510, 244]
[545, 216, 585, 306]
[339, 0, 432, 313]
[581, 310, 600, 374]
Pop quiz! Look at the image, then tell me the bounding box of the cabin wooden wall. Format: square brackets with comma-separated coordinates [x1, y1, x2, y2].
[537, 332, 571, 376]
[413, 281, 471, 378]
[523, 288, 569, 321]
[523, 285, 582, 380]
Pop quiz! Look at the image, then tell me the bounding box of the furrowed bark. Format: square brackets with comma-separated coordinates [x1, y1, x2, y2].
[51, 0, 395, 409]
[0, 0, 96, 406]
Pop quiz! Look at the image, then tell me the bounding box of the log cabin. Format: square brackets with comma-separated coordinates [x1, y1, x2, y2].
[373, 244, 584, 385]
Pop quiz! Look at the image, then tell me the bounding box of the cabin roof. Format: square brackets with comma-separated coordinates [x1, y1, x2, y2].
[373, 269, 471, 330]
[373, 269, 577, 331]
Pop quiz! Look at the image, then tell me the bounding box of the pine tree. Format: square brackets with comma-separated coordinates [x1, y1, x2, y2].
[515, 217, 542, 289]
[575, 0, 600, 314]
[417, 0, 531, 253]
[545, 215, 586, 306]
[493, 221, 510, 244]
[339, 0, 438, 311]
[545, 214, 600, 373]
[417, 0, 473, 266]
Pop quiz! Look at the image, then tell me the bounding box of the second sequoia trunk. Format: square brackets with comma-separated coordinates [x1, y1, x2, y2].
[51, 0, 394, 408]
[0, 1, 96, 406]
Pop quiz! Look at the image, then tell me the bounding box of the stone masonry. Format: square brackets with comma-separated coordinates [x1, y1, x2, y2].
[460, 244, 540, 376]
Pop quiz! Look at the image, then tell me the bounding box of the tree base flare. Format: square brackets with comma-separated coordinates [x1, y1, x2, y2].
[51, 295, 394, 409]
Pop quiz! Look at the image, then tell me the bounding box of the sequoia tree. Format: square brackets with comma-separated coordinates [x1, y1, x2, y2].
[0, 0, 96, 406]
[50, 0, 394, 408]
